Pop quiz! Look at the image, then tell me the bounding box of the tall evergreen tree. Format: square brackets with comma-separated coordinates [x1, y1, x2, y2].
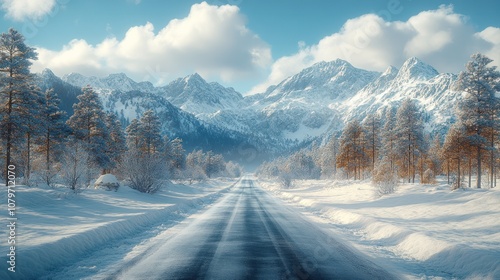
[204, 151, 218, 179]
[139, 109, 163, 156]
[337, 119, 367, 180]
[362, 112, 382, 171]
[169, 138, 186, 173]
[104, 112, 126, 172]
[394, 99, 425, 183]
[67, 86, 111, 180]
[125, 118, 141, 150]
[427, 135, 443, 177]
[0, 28, 37, 185]
[20, 85, 44, 182]
[456, 54, 500, 188]
[36, 89, 69, 184]
[442, 123, 469, 188]
[122, 110, 165, 192]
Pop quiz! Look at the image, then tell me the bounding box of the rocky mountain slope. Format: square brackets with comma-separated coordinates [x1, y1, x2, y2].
[39, 56, 463, 165]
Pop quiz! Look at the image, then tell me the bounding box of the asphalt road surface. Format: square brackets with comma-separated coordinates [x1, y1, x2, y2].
[113, 178, 397, 280]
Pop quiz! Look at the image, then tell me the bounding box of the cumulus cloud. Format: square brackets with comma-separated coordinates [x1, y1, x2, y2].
[32, 1, 271, 85]
[250, 5, 500, 94]
[477, 27, 500, 68]
[1, 0, 56, 21]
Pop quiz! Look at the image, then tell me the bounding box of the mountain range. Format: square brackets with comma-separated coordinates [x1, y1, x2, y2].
[35, 57, 463, 167]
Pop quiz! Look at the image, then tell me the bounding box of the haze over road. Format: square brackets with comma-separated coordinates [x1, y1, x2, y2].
[113, 177, 396, 279]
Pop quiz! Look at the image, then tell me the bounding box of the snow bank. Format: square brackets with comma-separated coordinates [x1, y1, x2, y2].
[394, 232, 452, 261]
[94, 174, 120, 190]
[259, 178, 500, 279]
[0, 178, 239, 279]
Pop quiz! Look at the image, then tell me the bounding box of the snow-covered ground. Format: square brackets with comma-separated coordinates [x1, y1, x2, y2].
[258, 177, 500, 279]
[0, 178, 239, 279]
[2, 176, 498, 279]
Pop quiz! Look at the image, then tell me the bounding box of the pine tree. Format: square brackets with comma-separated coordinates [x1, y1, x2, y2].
[362, 112, 381, 171]
[442, 123, 468, 189]
[122, 111, 165, 192]
[337, 119, 368, 180]
[394, 99, 425, 183]
[20, 85, 44, 183]
[203, 151, 226, 178]
[67, 86, 111, 183]
[0, 28, 37, 185]
[456, 53, 500, 188]
[162, 134, 171, 158]
[125, 118, 141, 150]
[36, 89, 69, 185]
[104, 112, 126, 172]
[139, 109, 163, 156]
[427, 135, 443, 177]
[169, 138, 186, 174]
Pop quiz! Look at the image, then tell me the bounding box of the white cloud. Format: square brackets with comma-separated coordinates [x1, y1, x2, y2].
[31, 1, 271, 86]
[250, 5, 500, 94]
[1, 0, 56, 21]
[477, 27, 500, 69]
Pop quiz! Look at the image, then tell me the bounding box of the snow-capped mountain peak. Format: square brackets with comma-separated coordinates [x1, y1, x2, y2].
[183, 72, 205, 84]
[275, 59, 367, 93]
[102, 72, 134, 85]
[396, 57, 439, 81]
[39, 55, 463, 155]
[62, 72, 96, 88]
[341, 56, 459, 137]
[162, 73, 243, 116]
[261, 59, 379, 103]
[382, 65, 399, 77]
[62, 72, 156, 93]
[40, 68, 58, 79]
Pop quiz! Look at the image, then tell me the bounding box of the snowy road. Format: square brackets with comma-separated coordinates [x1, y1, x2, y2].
[112, 178, 396, 279]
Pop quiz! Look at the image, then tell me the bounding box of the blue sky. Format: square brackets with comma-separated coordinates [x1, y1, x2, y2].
[1, 0, 499, 94]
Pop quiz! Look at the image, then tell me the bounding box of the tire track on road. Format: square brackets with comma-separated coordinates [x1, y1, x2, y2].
[162, 182, 246, 279]
[253, 185, 326, 280]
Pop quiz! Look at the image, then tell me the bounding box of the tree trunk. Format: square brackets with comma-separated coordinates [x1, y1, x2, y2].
[419, 156, 424, 183]
[491, 152, 495, 189]
[408, 143, 411, 183]
[26, 131, 31, 183]
[46, 130, 50, 172]
[333, 143, 337, 175]
[390, 138, 394, 173]
[491, 132, 495, 189]
[468, 155, 472, 188]
[477, 145, 482, 188]
[412, 149, 416, 184]
[447, 158, 450, 184]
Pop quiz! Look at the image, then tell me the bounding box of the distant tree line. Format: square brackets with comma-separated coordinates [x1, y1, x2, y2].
[0, 28, 242, 193]
[258, 53, 500, 191]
